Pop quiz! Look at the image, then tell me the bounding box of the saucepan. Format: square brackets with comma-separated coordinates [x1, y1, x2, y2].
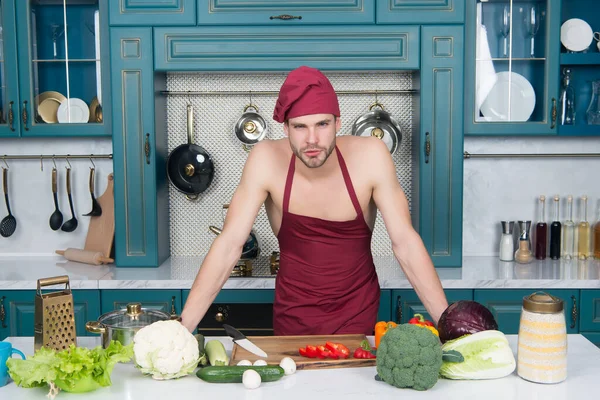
[167, 104, 215, 201]
[234, 104, 268, 151]
[209, 225, 261, 260]
[352, 102, 402, 154]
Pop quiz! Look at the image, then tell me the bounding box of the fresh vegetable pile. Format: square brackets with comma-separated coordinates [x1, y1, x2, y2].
[6, 340, 133, 397]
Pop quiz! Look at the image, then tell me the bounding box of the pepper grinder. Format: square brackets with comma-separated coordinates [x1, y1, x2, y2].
[515, 220, 534, 264]
[499, 221, 515, 261]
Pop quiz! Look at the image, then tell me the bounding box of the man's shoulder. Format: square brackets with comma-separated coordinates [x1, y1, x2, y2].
[246, 138, 291, 168]
[336, 135, 390, 160]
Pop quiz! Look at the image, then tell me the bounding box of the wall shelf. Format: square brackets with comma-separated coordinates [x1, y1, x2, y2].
[560, 53, 600, 65]
[557, 125, 600, 136]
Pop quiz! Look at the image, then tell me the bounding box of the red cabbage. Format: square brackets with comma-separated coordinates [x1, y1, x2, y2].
[437, 300, 499, 343]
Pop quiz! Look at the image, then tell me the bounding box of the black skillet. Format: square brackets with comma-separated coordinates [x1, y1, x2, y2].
[167, 104, 214, 200]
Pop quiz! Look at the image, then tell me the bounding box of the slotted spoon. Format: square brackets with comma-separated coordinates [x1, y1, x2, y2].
[0, 167, 17, 237]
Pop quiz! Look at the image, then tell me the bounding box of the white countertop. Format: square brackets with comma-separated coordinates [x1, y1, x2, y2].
[2, 334, 600, 399]
[0, 255, 599, 290]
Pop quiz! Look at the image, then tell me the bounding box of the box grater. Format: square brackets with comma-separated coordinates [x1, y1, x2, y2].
[34, 275, 77, 352]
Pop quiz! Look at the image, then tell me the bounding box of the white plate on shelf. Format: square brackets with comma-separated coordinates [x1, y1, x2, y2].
[480, 71, 536, 122]
[561, 18, 593, 52]
[57, 98, 90, 123]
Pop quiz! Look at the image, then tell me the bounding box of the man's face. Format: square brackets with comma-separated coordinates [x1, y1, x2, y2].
[283, 114, 341, 169]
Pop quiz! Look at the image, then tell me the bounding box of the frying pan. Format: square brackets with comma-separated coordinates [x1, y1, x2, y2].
[167, 104, 214, 200]
[352, 102, 402, 154]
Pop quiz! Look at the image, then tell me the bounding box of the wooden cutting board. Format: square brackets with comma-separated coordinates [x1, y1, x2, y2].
[84, 173, 114, 258]
[229, 334, 376, 370]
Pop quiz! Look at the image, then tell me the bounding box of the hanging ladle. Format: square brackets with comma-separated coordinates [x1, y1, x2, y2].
[83, 161, 102, 217]
[0, 164, 17, 238]
[49, 163, 63, 231]
[61, 164, 78, 233]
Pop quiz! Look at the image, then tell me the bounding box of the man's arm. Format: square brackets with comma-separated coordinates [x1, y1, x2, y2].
[180, 142, 271, 332]
[369, 139, 448, 324]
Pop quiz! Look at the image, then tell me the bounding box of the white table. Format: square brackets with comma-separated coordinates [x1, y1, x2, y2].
[2, 335, 600, 399]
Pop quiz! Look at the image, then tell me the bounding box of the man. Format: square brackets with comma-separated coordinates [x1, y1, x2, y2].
[181, 66, 448, 335]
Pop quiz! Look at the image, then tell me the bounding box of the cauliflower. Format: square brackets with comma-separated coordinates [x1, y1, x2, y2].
[375, 323, 442, 391]
[133, 320, 200, 380]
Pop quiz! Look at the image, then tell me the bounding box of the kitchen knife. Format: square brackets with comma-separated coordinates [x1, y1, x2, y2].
[222, 324, 268, 358]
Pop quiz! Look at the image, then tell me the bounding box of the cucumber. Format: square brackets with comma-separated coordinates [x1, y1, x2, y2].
[196, 365, 285, 383]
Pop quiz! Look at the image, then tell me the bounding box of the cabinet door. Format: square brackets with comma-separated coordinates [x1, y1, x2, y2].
[419, 26, 463, 267]
[474, 289, 579, 334]
[0, 0, 21, 137]
[0, 290, 100, 339]
[110, 27, 170, 267]
[197, 0, 374, 25]
[101, 290, 181, 315]
[393, 289, 473, 324]
[580, 290, 600, 332]
[582, 333, 600, 348]
[109, 0, 196, 26]
[14, 0, 111, 137]
[464, 0, 561, 135]
[376, 0, 464, 24]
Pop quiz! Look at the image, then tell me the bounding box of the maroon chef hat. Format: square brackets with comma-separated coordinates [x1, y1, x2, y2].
[273, 66, 340, 123]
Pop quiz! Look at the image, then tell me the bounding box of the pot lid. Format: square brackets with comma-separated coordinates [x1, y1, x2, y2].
[97, 303, 171, 328]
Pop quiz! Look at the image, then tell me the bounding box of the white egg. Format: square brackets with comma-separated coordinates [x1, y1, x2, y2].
[253, 359, 268, 366]
[242, 369, 261, 389]
[279, 357, 297, 375]
[237, 359, 252, 366]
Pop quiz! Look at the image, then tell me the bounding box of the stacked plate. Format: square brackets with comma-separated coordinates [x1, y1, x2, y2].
[561, 18, 594, 52]
[35, 91, 91, 123]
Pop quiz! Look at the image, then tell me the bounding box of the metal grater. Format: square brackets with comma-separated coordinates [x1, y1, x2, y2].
[34, 275, 77, 352]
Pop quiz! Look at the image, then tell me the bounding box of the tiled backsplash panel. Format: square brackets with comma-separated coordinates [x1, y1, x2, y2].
[166, 72, 415, 257]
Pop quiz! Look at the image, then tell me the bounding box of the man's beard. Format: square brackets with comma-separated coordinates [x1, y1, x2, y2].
[291, 140, 336, 169]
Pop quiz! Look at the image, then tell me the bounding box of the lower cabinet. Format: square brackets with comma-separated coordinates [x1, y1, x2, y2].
[474, 289, 580, 335]
[582, 332, 600, 348]
[392, 289, 473, 324]
[0, 290, 100, 341]
[100, 290, 181, 316]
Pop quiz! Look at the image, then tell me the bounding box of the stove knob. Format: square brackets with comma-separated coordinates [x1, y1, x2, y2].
[215, 312, 226, 322]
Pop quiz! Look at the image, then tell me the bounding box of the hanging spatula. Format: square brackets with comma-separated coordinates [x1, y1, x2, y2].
[83, 167, 102, 216]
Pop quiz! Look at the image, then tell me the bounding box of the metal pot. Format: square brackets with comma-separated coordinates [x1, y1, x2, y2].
[85, 303, 173, 348]
[209, 225, 261, 260]
[234, 104, 267, 150]
[167, 104, 215, 201]
[352, 102, 402, 154]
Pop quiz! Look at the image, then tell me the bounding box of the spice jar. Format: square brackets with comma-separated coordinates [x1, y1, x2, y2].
[517, 292, 567, 384]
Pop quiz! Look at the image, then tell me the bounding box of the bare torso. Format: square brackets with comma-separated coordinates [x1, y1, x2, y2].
[262, 135, 378, 237]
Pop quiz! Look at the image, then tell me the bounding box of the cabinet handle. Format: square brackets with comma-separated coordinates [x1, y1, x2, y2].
[396, 296, 403, 323]
[144, 133, 151, 165]
[270, 14, 302, 20]
[169, 295, 181, 321]
[22, 101, 29, 131]
[424, 132, 431, 164]
[8, 101, 15, 131]
[551, 98, 557, 129]
[0, 296, 7, 328]
[570, 295, 578, 329]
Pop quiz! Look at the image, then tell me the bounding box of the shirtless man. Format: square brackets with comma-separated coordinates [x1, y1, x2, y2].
[181, 66, 448, 335]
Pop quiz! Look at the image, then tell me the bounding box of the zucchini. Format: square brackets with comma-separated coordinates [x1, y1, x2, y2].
[205, 340, 229, 366]
[196, 365, 285, 383]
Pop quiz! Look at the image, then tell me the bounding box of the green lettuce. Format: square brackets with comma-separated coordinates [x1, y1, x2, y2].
[439, 330, 516, 380]
[6, 341, 133, 394]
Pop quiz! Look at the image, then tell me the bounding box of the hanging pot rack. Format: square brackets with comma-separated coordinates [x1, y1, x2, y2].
[1, 153, 112, 170]
[160, 89, 417, 96]
[464, 151, 600, 159]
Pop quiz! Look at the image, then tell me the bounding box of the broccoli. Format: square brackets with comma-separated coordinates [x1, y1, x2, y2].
[375, 323, 442, 391]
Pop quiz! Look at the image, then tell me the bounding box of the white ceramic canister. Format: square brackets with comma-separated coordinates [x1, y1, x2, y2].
[517, 292, 567, 384]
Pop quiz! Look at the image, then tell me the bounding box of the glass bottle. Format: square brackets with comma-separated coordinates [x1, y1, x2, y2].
[535, 196, 547, 260]
[550, 195, 561, 260]
[586, 80, 600, 125]
[515, 221, 534, 264]
[562, 195, 575, 260]
[578, 196, 591, 260]
[499, 221, 515, 261]
[559, 68, 576, 125]
[594, 203, 600, 260]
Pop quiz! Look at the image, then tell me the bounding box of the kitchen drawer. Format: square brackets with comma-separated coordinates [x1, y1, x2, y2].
[100, 290, 182, 316]
[376, 0, 464, 24]
[580, 290, 600, 332]
[197, 0, 375, 25]
[393, 289, 473, 324]
[474, 289, 579, 335]
[109, 0, 196, 26]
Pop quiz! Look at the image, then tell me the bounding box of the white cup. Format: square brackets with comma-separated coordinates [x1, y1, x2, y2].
[595, 32, 600, 51]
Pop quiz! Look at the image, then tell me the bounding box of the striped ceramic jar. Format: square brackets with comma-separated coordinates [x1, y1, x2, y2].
[517, 292, 567, 384]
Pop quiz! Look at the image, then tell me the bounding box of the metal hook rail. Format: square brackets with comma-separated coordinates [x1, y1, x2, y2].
[1, 154, 112, 161]
[160, 89, 418, 96]
[464, 151, 600, 159]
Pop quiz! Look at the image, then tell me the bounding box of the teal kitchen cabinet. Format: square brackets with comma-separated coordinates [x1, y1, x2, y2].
[109, 0, 196, 26]
[154, 25, 419, 72]
[196, 0, 375, 25]
[0, 0, 20, 137]
[464, 0, 561, 136]
[376, 0, 465, 24]
[100, 290, 181, 316]
[110, 27, 170, 267]
[419, 26, 464, 267]
[6, 0, 112, 137]
[582, 333, 600, 348]
[0, 290, 100, 341]
[393, 289, 473, 324]
[580, 290, 600, 332]
[474, 289, 580, 334]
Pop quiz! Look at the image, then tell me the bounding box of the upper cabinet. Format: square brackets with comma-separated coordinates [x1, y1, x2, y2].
[108, 0, 196, 26]
[0, 0, 111, 138]
[196, 1, 375, 25]
[464, 0, 561, 136]
[376, 0, 464, 24]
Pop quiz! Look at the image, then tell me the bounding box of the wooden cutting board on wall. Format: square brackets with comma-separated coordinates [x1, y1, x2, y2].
[229, 334, 376, 370]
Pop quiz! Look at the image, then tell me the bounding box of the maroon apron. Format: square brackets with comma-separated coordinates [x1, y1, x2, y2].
[273, 146, 380, 335]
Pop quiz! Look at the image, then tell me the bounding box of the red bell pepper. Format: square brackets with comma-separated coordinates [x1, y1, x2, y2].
[298, 345, 319, 358]
[325, 342, 350, 359]
[353, 347, 376, 359]
[316, 345, 336, 359]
